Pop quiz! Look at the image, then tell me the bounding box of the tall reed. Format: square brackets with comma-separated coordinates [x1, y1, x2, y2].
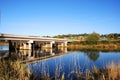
[0, 59, 30, 80]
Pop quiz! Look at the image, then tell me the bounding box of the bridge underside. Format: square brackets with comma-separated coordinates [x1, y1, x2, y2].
[3, 40, 67, 52]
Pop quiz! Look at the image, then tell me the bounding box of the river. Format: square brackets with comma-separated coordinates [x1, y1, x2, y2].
[28, 50, 120, 79]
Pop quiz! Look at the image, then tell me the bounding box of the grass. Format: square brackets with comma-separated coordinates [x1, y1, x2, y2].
[0, 59, 30, 80]
[107, 62, 120, 80]
[85, 62, 120, 80]
[67, 43, 120, 51]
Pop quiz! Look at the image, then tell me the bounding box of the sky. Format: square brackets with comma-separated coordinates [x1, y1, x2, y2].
[0, 0, 120, 36]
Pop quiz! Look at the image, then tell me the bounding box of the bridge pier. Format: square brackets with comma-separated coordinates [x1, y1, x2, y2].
[57, 41, 67, 48]
[19, 40, 33, 50]
[42, 41, 54, 49]
[8, 40, 67, 51]
[8, 40, 19, 52]
[64, 41, 67, 47]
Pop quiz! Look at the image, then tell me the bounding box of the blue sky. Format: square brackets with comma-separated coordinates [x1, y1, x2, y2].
[0, 0, 120, 36]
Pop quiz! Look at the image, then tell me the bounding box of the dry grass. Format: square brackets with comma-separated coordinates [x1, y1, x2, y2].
[1, 58, 120, 80]
[107, 62, 120, 80]
[89, 62, 120, 80]
[0, 42, 9, 46]
[0, 59, 30, 80]
[68, 44, 120, 51]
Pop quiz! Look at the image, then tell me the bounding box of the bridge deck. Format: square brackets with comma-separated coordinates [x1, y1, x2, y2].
[0, 33, 68, 42]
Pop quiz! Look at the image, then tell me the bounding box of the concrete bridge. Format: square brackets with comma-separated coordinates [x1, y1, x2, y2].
[0, 33, 68, 51]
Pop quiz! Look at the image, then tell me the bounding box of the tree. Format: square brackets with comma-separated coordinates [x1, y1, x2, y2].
[86, 32, 100, 44]
[84, 50, 100, 61]
[107, 33, 114, 39]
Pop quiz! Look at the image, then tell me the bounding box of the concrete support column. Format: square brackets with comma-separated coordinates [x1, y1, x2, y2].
[23, 43, 26, 49]
[50, 41, 54, 48]
[50, 49, 55, 56]
[64, 41, 67, 47]
[64, 47, 67, 53]
[8, 40, 12, 57]
[50, 42, 52, 48]
[8, 40, 12, 51]
[27, 40, 33, 49]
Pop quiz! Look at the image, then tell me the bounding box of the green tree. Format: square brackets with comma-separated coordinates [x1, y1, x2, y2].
[86, 32, 100, 44]
[107, 33, 114, 40]
[84, 50, 100, 61]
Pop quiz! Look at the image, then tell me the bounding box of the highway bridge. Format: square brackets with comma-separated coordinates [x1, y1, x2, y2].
[0, 33, 68, 51]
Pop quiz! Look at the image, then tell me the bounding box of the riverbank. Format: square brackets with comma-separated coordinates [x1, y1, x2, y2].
[0, 42, 8, 46]
[67, 43, 120, 51]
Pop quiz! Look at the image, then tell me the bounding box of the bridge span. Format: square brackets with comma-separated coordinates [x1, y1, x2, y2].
[0, 33, 68, 51]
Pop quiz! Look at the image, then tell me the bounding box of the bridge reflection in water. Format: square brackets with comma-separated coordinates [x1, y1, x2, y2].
[8, 47, 68, 63]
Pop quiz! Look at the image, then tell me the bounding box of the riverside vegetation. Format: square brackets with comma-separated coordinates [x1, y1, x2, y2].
[67, 40, 120, 51]
[0, 57, 120, 80]
[0, 53, 31, 80]
[67, 32, 120, 51]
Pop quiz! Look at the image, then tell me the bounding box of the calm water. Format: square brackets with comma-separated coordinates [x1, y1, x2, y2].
[28, 51, 120, 79]
[0, 46, 9, 50]
[0, 46, 9, 59]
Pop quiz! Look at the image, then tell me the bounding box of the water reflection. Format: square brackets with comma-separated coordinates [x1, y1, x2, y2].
[28, 51, 120, 79]
[0, 50, 9, 59]
[5, 48, 68, 61]
[83, 50, 100, 61]
[0, 46, 9, 59]
[0, 46, 9, 50]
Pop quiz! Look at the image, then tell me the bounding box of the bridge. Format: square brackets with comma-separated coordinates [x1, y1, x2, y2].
[0, 33, 68, 51]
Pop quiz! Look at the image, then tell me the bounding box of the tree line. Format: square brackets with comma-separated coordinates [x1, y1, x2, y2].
[53, 32, 120, 45]
[53, 32, 120, 40]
